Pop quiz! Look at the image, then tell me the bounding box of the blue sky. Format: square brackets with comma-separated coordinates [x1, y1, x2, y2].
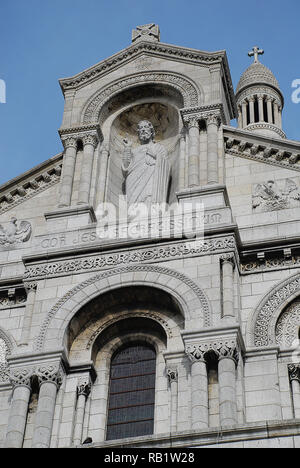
[0, 0, 299, 185]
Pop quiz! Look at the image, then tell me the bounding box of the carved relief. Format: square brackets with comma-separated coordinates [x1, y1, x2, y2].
[0, 218, 32, 246]
[275, 300, 300, 348]
[0, 287, 27, 308]
[253, 178, 300, 212]
[0, 338, 9, 383]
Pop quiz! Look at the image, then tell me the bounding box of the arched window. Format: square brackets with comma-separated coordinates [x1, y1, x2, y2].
[106, 342, 156, 440]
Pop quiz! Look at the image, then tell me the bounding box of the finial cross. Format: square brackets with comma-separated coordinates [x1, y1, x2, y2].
[248, 46, 264, 63]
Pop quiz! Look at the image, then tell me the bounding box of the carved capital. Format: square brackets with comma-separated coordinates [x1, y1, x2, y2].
[77, 376, 92, 398]
[185, 344, 207, 363]
[82, 133, 99, 148]
[288, 364, 300, 383]
[9, 367, 33, 390]
[61, 136, 77, 149]
[214, 341, 239, 364]
[24, 281, 37, 293]
[36, 364, 63, 389]
[206, 113, 220, 126]
[183, 115, 200, 129]
[220, 252, 235, 267]
[166, 367, 178, 384]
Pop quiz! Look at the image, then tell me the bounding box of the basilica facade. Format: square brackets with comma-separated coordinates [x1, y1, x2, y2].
[1, 24, 300, 448]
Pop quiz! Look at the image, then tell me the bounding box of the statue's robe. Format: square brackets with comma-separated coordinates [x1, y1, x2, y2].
[122, 141, 170, 206]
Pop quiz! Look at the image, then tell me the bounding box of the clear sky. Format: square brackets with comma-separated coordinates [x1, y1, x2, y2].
[0, 0, 299, 185]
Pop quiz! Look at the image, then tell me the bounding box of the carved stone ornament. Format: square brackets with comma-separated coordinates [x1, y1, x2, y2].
[0, 339, 9, 383]
[77, 376, 92, 397]
[253, 179, 300, 213]
[36, 364, 63, 388]
[9, 367, 33, 390]
[275, 300, 300, 348]
[166, 368, 178, 384]
[186, 340, 239, 365]
[288, 364, 300, 383]
[132, 24, 160, 43]
[0, 218, 32, 246]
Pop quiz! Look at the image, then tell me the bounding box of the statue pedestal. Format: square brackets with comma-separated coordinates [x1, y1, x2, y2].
[44, 205, 97, 233]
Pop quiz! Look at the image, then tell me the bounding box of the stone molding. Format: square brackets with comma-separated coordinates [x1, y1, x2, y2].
[251, 273, 300, 347]
[59, 123, 103, 146]
[244, 123, 286, 139]
[224, 128, 300, 172]
[85, 310, 173, 351]
[34, 264, 212, 351]
[82, 71, 201, 124]
[0, 163, 62, 215]
[24, 236, 236, 280]
[181, 103, 226, 126]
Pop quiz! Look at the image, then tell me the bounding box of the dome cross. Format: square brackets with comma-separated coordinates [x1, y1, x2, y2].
[248, 46, 264, 63]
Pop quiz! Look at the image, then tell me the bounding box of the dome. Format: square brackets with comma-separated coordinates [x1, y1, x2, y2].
[236, 62, 280, 96]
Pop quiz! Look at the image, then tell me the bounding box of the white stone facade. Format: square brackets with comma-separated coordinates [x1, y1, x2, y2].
[1, 24, 300, 448]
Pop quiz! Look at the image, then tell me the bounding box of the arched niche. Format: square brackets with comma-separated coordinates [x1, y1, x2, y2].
[67, 285, 184, 364]
[94, 83, 185, 209]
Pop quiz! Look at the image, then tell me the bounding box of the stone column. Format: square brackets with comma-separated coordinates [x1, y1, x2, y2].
[5, 367, 32, 448]
[73, 376, 92, 446]
[178, 131, 186, 190]
[258, 95, 264, 122]
[288, 364, 300, 418]
[242, 101, 247, 127]
[206, 114, 219, 185]
[237, 107, 242, 129]
[216, 343, 239, 427]
[248, 97, 255, 123]
[274, 101, 280, 126]
[278, 106, 282, 128]
[185, 345, 208, 429]
[19, 282, 37, 346]
[167, 368, 178, 433]
[32, 364, 63, 448]
[267, 97, 273, 124]
[97, 144, 110, 204]
[58, 136, 77, 207]
[220, 254, 235, 320]
[77, 133, 99, 205]
[186, 118, 200, 187]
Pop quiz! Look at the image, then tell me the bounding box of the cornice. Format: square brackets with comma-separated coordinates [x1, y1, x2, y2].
[223, 125, 300, 172]
[0, 156, 63, 215]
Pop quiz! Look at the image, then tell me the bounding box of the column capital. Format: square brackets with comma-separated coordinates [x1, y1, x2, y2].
[220, 252, 236, 267]
[185, 344, 207, 363]
[206, 113, 221, 126]
[82, 133, 99, 148]
[61, 135, 78, 149]
[214, 341, 239, 365]
[288, 363, 300, 383]
[36, 363, 63, 389]
[59, 123, 103, 145]
[77, 375, 92, 398]
[182, 115, 200, 129]
[166, 367, 178, 383]
[23, 281, 37, 293]
[9, 366, 33, 390]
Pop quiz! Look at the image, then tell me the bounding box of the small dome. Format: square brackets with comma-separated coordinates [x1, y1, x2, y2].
[236, 62, 280, 95]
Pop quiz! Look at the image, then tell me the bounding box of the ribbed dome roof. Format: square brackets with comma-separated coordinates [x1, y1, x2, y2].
[236, 62, 280, 95]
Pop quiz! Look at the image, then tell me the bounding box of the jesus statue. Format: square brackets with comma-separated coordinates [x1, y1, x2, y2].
[122, 120, 170, 206]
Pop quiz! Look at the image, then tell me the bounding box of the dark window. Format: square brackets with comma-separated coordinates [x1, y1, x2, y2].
[106, 343, 156, 440]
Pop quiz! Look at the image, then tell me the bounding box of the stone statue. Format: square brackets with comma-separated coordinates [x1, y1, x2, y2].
[0, 217, 32, 246]
[122, 120, 170, 206]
